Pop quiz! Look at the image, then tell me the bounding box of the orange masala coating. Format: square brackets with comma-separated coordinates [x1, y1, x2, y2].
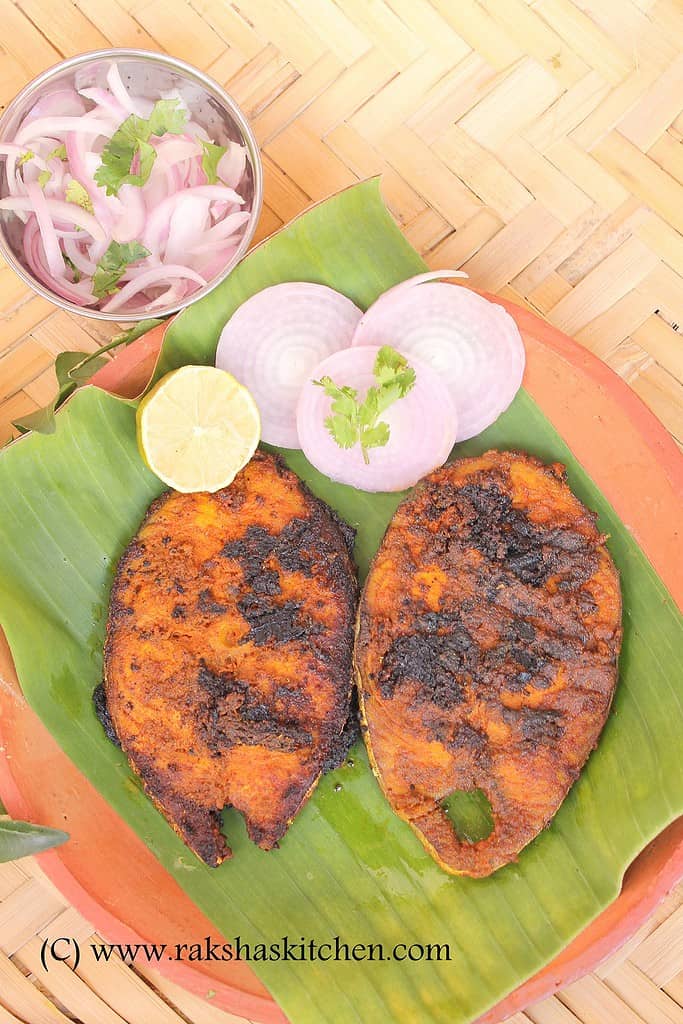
[355, 451, 622, 877]
[101, 451, 357, 866]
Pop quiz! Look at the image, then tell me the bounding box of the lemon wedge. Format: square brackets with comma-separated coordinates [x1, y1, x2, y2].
[136, 365, 260, 493]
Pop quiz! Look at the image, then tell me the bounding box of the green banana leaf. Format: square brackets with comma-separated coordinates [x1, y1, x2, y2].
[0, 179, 681, 1024]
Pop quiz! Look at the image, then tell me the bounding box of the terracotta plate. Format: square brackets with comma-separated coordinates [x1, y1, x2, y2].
[0, 303, 681, 1023]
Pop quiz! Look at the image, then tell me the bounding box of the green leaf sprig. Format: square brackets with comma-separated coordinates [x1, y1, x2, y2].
[92, 240, 150, 299]
[313, 345, 416, 464]
[94, 99, 187, 196]
[199, 139, 227, 184]
[11, 320, 162, 437]
[0, 816, 69, 862]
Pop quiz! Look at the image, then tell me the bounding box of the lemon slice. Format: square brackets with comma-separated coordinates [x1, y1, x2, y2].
[136, 365, 260, 493]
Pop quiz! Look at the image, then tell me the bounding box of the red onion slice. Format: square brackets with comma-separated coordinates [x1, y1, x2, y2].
[352, 279, 525, 441]
[100, 265, 207, 313]
[0, 195, 106, 241]
[296, 346, 458, 492]
[217, 144, 246, 189]
[106, 63, 152, 119]
[22, 89, 86, 123]
[14, 116, 114, 146]
[215, 283, 363, 448]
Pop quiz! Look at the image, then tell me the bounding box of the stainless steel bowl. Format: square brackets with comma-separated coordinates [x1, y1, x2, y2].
[0, 49, 263, 321]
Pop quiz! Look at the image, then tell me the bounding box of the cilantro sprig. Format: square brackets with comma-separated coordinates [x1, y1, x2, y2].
[92, 240, 150, 299]
[94, 99, 187, 196]
[313, 346, 416, 464]
[199, 139, 227, 184]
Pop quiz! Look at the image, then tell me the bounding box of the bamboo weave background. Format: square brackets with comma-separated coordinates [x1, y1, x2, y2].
[0, 0, 681, 1021]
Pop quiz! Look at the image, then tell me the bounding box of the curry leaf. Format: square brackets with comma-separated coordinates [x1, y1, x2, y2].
[0, 817, 69, 863]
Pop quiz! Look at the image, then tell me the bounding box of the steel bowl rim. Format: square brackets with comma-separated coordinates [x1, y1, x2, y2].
[0, 48, 263, 322]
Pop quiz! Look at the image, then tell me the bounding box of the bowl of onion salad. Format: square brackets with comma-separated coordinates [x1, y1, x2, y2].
[0, 49, 263, 320]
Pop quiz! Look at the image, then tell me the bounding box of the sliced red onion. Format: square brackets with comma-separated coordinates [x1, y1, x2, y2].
[24, 183, 63, 276]
[65, 134, 115, 233]
[22, 89, 86, 123]
[215, 283, 363, 448]
[101, 265, 207, 312]
[15, 116, 114, 146]
[352, 279, 525, 441]
[63, 235, 97, 277]
[193, 245, 238, 280]
[78, 87, 127, 120]
[189, 210, 251, 253]
[141, 185, 242, 253]
[106, 63, 152, 119]
[0, 194, 106, 240]
[155, 137, 202, 165]
[23, 217, 98, 305]
[112, 184, 146, 243]
[297, 346, 458, 492]
[217, 144, 247, 189]
[146, 278, 188, 311]
[165, 195, 210, 263]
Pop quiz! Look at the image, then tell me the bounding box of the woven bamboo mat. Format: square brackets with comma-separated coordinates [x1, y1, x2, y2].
[0, 1, 682, 1022]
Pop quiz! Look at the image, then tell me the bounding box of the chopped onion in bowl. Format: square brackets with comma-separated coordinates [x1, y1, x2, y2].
[352, 277, 525, 441]
[296, 345, 458, 492]
[215, 282, 363, 448]
[0, 62, 254, 314]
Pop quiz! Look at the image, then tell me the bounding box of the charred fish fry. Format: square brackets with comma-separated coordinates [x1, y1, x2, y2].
[99, 451, 358, 866]
[355, 450, 622, 878]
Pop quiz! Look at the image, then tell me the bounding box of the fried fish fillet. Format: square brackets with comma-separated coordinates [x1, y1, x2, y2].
[355, 451, 622, 877]
[100, 451, 357, 866]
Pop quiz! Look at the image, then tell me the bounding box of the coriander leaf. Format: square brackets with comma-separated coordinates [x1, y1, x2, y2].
[312, 345, 416, 464]
[17, 149, 34, 166]
[65, 179, 94, 214]
[199, 139, 227, 184]
[47, 144, 67, 161]
[374, 344, 410, 382]
[313, 377, 359, 420]
[94, 99, 187, 196]
[37, 169, 51, 188]
[63, 254, 81, 283]
[360, 422, 390, 449]
[92, 240, 150, 299]
[147, 98, 188, 137]
[324, 414, 358, 448]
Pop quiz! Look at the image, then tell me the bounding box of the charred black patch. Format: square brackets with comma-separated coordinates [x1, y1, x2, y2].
[456, 481, 598, 589]
[321, 689, 360, 774]
[221, 525, 282, 594]
[378, 624, 475, 707]
[171, 604, 186, 619]
[197, 662, 313, 752]
[237, 594, 322, 646]
[93, 683, 122, 748]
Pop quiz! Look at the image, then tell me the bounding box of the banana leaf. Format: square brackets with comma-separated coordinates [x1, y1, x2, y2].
[0, 180, 681, 1024]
